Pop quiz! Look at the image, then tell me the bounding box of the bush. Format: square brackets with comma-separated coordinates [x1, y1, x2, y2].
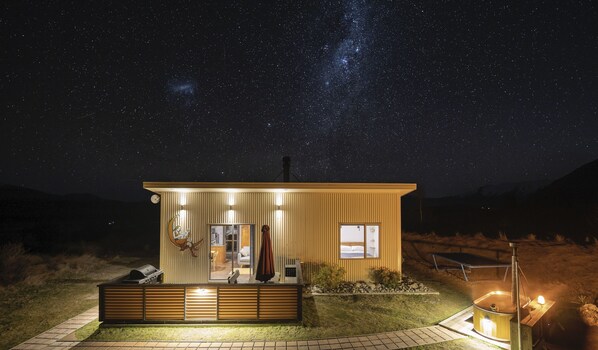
[526, 233, 537, 241]
[0, 243, 30, 285]
[369, 266, 401, 288]
[311, 263, 345, 290]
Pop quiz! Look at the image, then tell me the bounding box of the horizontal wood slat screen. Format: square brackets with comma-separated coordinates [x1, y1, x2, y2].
[103, 286, 143, 320]
[259, 286, 298, 320]
[100, 282, 301, 323]
[217, 287, 258, 320]
[145, 286, 185, 320]
[185, 287, 217, 320]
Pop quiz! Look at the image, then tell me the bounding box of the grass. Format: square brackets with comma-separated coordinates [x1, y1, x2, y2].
[77, 270, 474, 342]
[414, 338, 500, 349]
[0, 244, 147, 350]
[0, 243, 498, 348]
[0, 281, 98, 349]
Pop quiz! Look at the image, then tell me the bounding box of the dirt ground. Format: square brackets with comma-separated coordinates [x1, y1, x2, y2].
[402, 232, 598, 350]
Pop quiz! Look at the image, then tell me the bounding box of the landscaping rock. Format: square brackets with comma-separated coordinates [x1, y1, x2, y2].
[309, 274, 435, 295]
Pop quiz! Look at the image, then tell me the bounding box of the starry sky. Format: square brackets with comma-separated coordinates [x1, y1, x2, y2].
[1, 1, 597, 201]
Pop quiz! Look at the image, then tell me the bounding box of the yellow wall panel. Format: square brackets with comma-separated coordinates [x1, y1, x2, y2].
[159, 191, 403, 283]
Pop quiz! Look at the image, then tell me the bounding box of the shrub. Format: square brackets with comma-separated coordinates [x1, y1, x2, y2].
[554, 234, 565, 243]
[526, 233, 537, 241]
[0, 243, 30, 285]
[311, 263, 345, 290]
[369, 266, 401, 288]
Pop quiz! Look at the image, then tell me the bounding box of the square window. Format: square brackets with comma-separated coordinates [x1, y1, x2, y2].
[340, 224, 379, 259]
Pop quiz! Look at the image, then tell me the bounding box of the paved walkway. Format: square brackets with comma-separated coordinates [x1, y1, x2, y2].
[12, 307, 465, 350]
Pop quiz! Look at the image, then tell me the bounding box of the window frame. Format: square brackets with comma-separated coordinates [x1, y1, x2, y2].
[339, 223, 381, 260]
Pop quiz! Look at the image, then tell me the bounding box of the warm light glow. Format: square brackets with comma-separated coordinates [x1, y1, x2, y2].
[194, 288, 208, 296]
[275, 193, 283, 206]
[227, 194, 235, 206]
[481, 316, 496, 337]
[276, 208, 283, 219]
[180, 195, 187, 206]
[537, 295, 545, 305]
[227, 208, 234, 221]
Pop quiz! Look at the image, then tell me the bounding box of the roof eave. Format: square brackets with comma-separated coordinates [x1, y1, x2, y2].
[143, 181, 417, 196]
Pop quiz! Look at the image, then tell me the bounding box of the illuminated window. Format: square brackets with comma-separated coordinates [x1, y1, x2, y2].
[340, 224, 379, 259]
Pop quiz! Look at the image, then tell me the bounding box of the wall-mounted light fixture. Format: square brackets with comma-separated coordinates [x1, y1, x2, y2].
[180, 196, 187, 219]
[275, 193, 283, 219]
[227, 194, 235, 221]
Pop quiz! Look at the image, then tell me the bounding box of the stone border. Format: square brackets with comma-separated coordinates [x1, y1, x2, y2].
[310, 291, 440, 296]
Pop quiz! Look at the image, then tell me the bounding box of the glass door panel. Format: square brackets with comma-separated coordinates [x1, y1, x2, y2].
[210, 224, 254, 281]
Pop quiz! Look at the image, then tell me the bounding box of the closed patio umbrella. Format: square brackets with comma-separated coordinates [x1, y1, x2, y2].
[255, 224, 275, 282]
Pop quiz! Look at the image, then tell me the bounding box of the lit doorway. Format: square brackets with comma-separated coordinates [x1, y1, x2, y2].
[209, 224, 255, 281]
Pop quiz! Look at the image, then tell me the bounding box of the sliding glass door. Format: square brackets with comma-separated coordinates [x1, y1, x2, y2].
[209, 224, 255, 281]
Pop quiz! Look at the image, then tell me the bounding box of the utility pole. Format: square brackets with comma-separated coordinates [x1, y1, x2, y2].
[510, 242, 522, 350]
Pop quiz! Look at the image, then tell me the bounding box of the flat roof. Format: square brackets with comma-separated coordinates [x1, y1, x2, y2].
[143, 182, 417, 195]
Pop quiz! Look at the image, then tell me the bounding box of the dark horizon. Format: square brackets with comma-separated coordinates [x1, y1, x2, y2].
[2, 1, 597, 202]
[0, 155, 594, 203]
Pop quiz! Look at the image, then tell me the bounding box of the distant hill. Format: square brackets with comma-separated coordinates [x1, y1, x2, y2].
[476, 180, 551, 197]
[403, 158, 598, 242]
[0, 184, 159, 255]
[533, 158, 598, 203]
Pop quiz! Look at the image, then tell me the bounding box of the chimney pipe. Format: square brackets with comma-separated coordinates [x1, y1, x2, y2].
[283, 156, 291, 182]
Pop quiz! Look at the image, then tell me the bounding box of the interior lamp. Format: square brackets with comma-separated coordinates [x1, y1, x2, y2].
[537, 295, 545, 305]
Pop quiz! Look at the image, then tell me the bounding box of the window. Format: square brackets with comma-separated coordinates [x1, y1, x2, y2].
[340, 224, 379, 259]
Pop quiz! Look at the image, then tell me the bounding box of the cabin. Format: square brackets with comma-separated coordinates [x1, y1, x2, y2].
[146, 181, 416, 283]
[98, 181, 416, 324]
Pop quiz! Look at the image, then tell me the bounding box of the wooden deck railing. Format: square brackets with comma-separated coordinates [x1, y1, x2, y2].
[99, 260, 303, 323]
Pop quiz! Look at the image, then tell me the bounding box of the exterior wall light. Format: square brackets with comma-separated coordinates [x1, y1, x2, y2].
[194, 288, 208, 296]
[227, 195, 235, 221]
[537, 295, 545, 305]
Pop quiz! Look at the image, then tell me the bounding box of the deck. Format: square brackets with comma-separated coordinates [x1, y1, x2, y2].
[98, 261, 303, 323]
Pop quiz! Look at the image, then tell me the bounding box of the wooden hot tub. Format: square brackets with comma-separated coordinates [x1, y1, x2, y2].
[473, 291, 528, 342]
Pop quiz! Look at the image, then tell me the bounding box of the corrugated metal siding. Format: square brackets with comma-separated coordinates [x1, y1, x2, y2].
[160, 192, 401, 283]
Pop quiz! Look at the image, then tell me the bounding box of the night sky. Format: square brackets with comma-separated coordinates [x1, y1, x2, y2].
[2, 1, 597, 201]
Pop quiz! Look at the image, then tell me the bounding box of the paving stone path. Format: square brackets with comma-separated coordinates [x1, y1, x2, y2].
[12, 307, 465, 350]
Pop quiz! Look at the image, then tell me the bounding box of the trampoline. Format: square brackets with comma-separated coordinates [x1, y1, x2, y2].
[432, 252, 511, 281]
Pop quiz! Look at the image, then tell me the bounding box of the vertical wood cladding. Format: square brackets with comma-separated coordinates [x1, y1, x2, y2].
[160, 192, 401, 283]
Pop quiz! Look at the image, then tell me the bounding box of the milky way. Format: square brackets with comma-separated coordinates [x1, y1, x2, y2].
[1, 1, 597, 200]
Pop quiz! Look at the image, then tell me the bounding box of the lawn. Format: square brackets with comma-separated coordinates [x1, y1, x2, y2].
[0, 249, 147, 350]
[0, 280, 98, 349]
[1, 244, 501, 349]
